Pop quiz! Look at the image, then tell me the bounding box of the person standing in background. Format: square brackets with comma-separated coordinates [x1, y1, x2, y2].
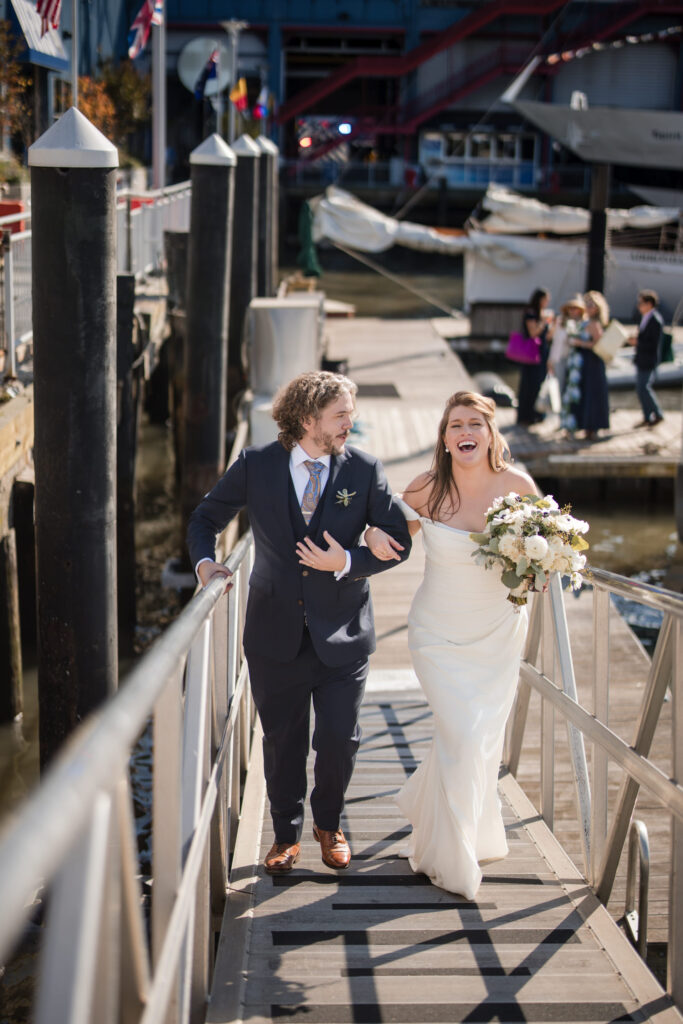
[561, 291, 610, 442]
[548, 294, 586, 397]
[516, 288, 554, 426]
[628, 289, 664, 427]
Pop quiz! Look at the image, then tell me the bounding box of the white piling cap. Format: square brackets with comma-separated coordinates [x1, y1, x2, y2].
[254, 135, 279, 155]
[232, 134, 261, 157]
[190, 133, 236, 166]
[29, 107, 118, 168]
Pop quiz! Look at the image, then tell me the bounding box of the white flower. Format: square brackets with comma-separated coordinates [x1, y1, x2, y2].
[524, 535, 548, 560]
[510, 580, 530, 598]
[499, 533, 524, 559]
[503, 492, 521, 507]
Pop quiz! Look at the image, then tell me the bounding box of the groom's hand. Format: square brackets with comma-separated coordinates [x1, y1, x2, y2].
[296, 531, 347, 573]
[197, 559, 233, 593]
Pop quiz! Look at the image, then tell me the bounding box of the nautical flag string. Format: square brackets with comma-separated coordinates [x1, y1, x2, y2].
[544, 24, 683, 66]
[128, 0, 162, 60]
[36, 0, 61, 37]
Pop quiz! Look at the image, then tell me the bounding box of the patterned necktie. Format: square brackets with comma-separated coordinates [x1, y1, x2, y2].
[301, 460, 325, 525]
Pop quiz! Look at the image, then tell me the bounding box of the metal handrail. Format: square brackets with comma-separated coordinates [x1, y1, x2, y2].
[505, 567, 683, 1009]
[0, 529, 255, 1023]
[1, 182, 192, 374]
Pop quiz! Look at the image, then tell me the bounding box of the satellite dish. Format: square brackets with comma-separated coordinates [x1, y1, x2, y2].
[177, 38, 232, 97]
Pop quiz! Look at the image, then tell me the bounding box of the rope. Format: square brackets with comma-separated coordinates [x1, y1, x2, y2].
[329, 239, 466, 319]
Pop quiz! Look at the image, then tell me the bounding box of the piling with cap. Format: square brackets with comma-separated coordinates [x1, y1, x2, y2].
[254, 135, 279, 298]
[116, 273, 138, 658]
[29, 107, 119, 768]
[181, 133, 236, 545]
[228, 134, 261, 417]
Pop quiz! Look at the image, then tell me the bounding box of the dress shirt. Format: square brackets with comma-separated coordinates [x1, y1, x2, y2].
[639, 310, 653, 331]
[291, 444, 351, 578]
[194, 446, 352, 580]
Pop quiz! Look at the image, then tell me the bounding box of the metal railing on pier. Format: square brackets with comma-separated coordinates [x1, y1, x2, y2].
[0, 182, 191, 376]
[505, 570, 683, 1009]
[0, 530, 255, 1024]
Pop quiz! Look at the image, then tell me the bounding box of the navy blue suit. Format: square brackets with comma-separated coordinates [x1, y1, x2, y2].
[187, 440, 411, 841]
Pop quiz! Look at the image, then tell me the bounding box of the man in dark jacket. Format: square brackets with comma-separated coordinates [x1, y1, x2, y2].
[187, 371, 411, 875]
[629, 289, 664, 427]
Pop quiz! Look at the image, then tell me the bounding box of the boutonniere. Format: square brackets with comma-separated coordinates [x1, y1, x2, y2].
[336, 488, 356, 507]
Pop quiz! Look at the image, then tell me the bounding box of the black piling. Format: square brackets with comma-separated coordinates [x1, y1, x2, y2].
[29, 108, 119, 768]
[164, 229, 190, 485]
[0, 531, 22, 723]
[586, 162, 611, 293]
[255, 135, 279, 298]
[228, 134, 261, 419]
[116, 273, 138, 659]
[181, 133, 236, 549]
[13, 476, 36, 650]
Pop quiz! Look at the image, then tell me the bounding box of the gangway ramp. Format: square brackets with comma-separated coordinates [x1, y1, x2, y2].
[208, 683, 680, 1024]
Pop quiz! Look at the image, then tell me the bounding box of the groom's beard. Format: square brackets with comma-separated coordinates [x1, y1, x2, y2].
[312, 428, 349, 456]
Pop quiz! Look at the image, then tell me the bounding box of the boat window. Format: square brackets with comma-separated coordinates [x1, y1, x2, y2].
[470, 134, 493, 160]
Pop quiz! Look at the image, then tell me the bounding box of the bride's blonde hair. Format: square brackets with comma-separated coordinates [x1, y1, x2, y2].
[413, 391, 510, 521]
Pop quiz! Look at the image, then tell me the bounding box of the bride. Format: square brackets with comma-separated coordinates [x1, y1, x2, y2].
[366, 391, 537, 899]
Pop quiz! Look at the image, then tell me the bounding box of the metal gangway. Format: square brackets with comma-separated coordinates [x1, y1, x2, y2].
[0, 534, 682, 1022]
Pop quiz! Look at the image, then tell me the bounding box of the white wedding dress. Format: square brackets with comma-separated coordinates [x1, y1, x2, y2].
[395, 501, 528, 899]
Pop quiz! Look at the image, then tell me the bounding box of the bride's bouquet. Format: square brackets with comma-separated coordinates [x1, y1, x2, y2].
[470, 493, 589, 607]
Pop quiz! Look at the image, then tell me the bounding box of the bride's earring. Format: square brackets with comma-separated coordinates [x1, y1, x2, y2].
[444, 445, 449, 453]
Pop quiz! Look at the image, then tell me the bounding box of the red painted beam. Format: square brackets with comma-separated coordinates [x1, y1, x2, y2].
[275, 0, 567, 124]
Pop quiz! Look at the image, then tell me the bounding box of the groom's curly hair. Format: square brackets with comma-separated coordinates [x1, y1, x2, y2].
[272, 371, 357, 450]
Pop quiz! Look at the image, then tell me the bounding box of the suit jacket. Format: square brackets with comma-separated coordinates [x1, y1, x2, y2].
[634, 309, 663, 371]
[186, 441, 412, 667]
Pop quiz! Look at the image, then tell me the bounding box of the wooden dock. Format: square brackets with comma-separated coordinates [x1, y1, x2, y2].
[207, 317, 679, 1023]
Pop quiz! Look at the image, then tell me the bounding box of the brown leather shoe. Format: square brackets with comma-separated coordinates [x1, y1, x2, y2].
[264, 841, 300, 874]
[313, 825, 351, 869]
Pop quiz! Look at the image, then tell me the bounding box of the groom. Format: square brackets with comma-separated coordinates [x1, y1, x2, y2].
[187, 371, 411, 873]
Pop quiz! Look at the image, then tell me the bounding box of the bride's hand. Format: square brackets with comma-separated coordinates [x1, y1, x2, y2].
[364, 526, 404, 561]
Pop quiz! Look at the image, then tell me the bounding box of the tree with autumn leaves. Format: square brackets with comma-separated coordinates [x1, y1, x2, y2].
[0, 20, 151, 176]
[0, 20, 33, 178]
[70, 60, 151, 166]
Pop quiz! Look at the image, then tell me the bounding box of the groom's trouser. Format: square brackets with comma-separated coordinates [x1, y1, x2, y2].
[247, 627, 368, 844]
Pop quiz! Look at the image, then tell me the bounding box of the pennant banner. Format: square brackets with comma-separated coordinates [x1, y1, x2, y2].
[545, 24, 683, 66]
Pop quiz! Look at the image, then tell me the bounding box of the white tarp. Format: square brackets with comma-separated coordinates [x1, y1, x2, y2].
[479, 185, 681, 235]
[310, 186, 474, 255]
[310, 185, 683, 319]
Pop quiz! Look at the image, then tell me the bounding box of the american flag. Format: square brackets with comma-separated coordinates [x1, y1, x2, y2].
[36, 0, 62, 37]
[128, 0, 163, 59]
